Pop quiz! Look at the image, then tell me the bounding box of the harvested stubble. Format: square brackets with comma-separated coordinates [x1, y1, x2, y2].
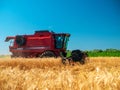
[0, 57, 120, 90]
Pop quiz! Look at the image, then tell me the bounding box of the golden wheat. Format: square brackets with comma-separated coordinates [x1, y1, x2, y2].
[0, 57, 120, 90]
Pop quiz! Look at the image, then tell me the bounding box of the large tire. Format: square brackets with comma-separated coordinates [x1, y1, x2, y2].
[71, 50, 85, 64]
[15, 35, 26, 46]
[39, 51, 56, 58]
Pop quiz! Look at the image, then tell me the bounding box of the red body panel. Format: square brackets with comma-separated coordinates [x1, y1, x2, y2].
[5, 31, 70, 57]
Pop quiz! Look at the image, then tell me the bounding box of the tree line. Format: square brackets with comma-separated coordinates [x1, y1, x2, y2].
[86, 49, 120, 57]
[66, 49, 120, 57]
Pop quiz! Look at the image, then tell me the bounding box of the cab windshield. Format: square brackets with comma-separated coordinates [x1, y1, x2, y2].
[54, 35, 69, 49]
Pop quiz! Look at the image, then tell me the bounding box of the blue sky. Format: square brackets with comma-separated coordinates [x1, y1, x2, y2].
[0, 0, 120, 55]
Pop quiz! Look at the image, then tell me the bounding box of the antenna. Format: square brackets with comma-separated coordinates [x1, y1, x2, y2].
[48, 25, 54, 31]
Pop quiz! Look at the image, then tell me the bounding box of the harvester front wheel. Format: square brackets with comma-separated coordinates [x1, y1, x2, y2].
[71, 50, 86, 65]
[39, 51, 56, 58]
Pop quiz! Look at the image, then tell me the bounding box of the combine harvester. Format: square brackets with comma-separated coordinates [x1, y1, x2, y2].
[5, 30, 88, 64]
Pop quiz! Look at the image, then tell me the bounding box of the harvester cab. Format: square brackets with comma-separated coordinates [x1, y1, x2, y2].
[5, 30, 70, 58]
[54, 34, 70, 50]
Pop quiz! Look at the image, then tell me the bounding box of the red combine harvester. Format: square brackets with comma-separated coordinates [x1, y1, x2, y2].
[5, 30, 70, 58]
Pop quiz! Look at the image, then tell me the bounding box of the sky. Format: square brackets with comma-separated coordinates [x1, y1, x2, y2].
[0, 0, 120, 55]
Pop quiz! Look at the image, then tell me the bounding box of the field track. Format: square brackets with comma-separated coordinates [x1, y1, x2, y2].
[0, 57, 120, 90]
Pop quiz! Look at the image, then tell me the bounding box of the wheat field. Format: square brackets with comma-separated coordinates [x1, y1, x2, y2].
[0, 57, 120, 90]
